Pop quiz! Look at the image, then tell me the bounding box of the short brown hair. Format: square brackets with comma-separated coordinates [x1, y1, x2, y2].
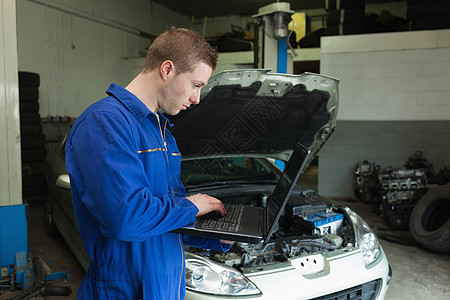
[143, 27, 218, 74]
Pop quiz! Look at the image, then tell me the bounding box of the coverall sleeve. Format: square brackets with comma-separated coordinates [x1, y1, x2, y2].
[66, 111, 199, 242]
[175, 174, 231, 252]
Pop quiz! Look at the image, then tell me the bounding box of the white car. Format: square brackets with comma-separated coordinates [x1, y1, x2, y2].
[45, 70, 391, 299]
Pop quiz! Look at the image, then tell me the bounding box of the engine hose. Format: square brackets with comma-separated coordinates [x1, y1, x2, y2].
[273, 236, 340, 250]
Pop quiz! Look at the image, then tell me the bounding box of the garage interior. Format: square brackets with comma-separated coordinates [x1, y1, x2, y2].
[1, 0, 449, 299]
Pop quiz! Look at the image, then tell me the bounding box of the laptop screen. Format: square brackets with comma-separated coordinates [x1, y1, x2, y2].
[265, 143, 311, 241]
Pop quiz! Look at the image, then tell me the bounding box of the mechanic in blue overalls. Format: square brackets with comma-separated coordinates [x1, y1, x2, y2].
[65, 27, 230, 299]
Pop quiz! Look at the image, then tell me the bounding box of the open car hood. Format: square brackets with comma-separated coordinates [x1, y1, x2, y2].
[167, 70, 339, 166]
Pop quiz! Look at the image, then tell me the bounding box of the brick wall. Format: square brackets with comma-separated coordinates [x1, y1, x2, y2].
[318, 30, 450, 198]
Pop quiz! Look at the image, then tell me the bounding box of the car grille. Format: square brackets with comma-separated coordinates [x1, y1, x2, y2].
[310, 279, 381, 300]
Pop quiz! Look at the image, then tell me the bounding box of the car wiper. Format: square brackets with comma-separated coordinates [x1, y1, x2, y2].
[185, 179, 278, 190]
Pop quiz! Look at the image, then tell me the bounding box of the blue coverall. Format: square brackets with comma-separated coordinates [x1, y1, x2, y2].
[65, 83, 229, 299]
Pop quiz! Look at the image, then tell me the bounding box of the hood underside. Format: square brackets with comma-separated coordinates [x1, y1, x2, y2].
[167, 70, 339, 163]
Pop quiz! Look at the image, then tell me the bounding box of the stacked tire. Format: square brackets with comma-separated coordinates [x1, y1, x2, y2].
[19, 71, 46, 207]
[409, 185, 450, 253]
[407, 0, 450, 31]
[325, 0, 368, 36]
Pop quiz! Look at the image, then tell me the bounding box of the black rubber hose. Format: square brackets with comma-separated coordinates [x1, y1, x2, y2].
[41, 285, 72, 296]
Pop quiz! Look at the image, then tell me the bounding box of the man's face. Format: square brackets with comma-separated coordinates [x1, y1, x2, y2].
[159, 62, 212, 116]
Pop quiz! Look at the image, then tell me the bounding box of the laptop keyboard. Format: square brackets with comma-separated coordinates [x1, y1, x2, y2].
[197, 203, 244, 232]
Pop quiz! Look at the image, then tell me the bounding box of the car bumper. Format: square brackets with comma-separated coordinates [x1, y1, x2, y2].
[186, 247, 390, 300]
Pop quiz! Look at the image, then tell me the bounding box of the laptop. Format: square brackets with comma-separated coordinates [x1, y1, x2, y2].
[173, 142, 311, 244]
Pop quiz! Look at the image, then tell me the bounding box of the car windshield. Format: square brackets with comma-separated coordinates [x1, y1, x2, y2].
[181, 157, 279, 187]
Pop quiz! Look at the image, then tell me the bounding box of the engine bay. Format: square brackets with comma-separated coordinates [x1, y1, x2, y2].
[185, 188, 356, 270]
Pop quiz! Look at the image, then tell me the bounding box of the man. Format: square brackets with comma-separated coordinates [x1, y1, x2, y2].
[65, 27, 229, 299]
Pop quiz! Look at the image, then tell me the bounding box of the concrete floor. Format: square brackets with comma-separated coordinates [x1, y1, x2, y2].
[339, 198, 450, 300]
[1, 165, 449, 299]
[1, 206, 84, 300]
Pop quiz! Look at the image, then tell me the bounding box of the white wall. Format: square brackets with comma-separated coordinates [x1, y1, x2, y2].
[0, 0, 22, 206]
[320, 30, 450, 121]
[16, 0, 190, 118]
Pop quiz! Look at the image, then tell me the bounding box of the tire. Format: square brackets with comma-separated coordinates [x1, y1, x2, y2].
[218, 39, 253, 52]
[44, 194, 61, 238]
[327, 9, 369, 26]
[407, 1, 450, 19]
[407, 0, 445, 5]
[20, 101, 39, 112]
[22, 161, 45, 176]
[23, 185, 46, 197]
[24, 194, 45, 207]
[18, 71, 40, 88]
[409, 185, 450, 253]
[22, 174, 45, 187]
[22, 174, 46, 201]
[21, 147, 46, 162]
[409, 14, 450, 30]
[298, 27, 325, 48]
[20, 112, 41, 124]
[19, 86, 39, 102]
[325, 23, 367, 36]
[21, 123, 43, 135]
[21, 134, 46, 149]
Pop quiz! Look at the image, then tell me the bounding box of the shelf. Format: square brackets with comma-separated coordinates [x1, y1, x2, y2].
[217, 51, 254, 64]
[291, 48, 320, 62]
[216, 48, 320, 66]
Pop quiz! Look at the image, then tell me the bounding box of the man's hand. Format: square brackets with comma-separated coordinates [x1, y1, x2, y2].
[220, 239, 235, 245]
[186, 193, 225, 217]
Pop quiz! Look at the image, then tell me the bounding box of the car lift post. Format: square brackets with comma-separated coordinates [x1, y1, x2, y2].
[253, 2, 294, 73]
[253, 2, 294, 170]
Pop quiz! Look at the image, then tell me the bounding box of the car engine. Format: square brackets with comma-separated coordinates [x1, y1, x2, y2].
[353, 160, 381, 204]
[185, 189, 356, 270]
[354, 151, 434, 230]
[209, 233, 346, 269]
[379, 167, 428, 230]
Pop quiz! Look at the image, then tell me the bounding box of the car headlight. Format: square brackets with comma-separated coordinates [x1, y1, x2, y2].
[185, 253, 261, 296]
[344, 208, 381, 267]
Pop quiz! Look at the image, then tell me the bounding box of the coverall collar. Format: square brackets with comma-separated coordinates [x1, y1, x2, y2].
[106, 83, 174, 127]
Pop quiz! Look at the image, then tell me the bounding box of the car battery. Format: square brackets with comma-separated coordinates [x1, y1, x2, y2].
[304, 212, 344, 235]
[286, 192, 327, 217]
[293, 211, 344, 235]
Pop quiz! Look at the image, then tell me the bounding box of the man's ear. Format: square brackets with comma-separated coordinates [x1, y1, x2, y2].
[160, 60, 175, 80]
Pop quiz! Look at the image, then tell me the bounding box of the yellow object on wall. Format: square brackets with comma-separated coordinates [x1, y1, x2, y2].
[289, 12, 309, 46]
